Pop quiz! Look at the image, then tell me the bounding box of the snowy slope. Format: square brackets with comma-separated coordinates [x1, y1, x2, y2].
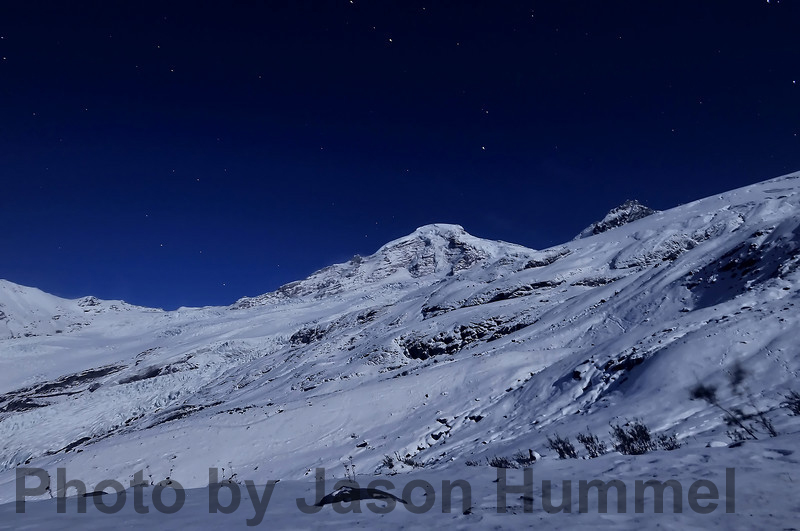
[1, 172, 799, 528]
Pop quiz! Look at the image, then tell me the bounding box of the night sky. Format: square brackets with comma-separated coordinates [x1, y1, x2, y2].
[2, 1, 798, 309]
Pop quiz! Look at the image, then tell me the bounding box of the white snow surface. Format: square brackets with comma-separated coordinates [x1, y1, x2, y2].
[1, 172, 800, 528]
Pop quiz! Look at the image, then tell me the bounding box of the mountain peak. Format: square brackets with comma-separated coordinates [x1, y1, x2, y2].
[375, 223, 532, 272]
[234, 224, 535, 306]
[377, 223, 467, 252]
[410, 223, 466, 237]
[576, 199, 657, 239]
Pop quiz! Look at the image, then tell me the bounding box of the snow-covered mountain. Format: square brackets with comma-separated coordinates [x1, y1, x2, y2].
[2, 172, 799, 528]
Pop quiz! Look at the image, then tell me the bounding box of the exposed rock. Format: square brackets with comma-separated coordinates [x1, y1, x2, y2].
[315, 485, 408, 507]
[576, 200, 657, 239]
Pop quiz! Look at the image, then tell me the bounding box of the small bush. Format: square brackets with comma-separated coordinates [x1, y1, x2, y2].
[718, 402, 776, 440]
[610, 420, 656, 455]
[782, 390, 800, 416]
[394, 452, 423, 468]
[487, 455, 517, 469]
[512, 450, 536, 467]
[465, 459, 481, 467]
[656, 432, 681, 451]
[690, 382, 759, 440]
[754, 409, 778, 437]
[690, 362, 780, 440]
[576, 430, 607, 458]
[546, 433, 578, 459]
[689, 383, 718, 403]
[382, 455, 395, 470]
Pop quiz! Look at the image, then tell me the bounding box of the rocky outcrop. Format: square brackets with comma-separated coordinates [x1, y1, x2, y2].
[576, 200, 657, 239]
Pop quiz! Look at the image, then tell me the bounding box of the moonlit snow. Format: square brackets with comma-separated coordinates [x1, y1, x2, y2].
[2, 172, 799, 528]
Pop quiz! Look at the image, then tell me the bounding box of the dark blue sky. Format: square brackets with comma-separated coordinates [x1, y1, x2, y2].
[1, 1, 798, 309]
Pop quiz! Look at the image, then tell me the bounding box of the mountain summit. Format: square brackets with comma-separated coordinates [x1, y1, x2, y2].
[576, 199, 658, 239]
[234, 223, 535, 307]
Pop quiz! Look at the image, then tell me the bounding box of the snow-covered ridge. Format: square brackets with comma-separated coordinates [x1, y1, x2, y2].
[0, 279, 161, 342]
[233, 223, 536, 307]
[0, 171, 798, 520]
